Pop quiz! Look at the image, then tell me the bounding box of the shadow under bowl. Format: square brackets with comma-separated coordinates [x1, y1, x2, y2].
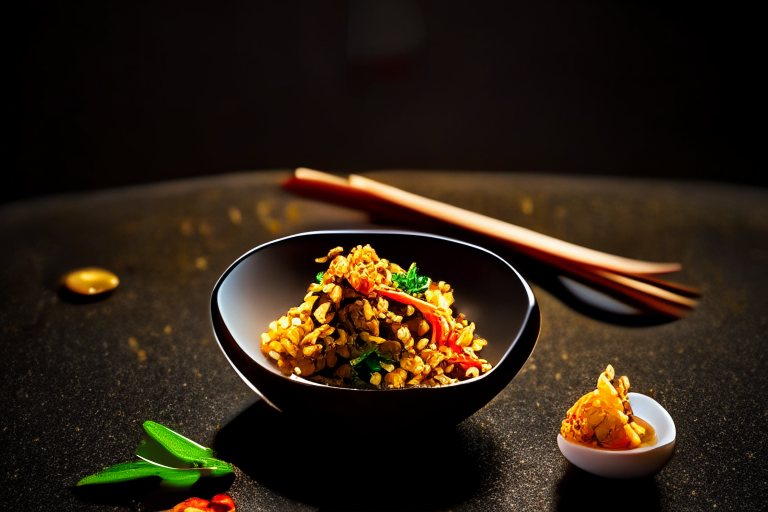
[211, 230, 540, 430]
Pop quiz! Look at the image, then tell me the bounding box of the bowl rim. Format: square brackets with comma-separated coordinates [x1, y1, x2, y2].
[557, 392, 677, 455]
[210, 229, 538, 393]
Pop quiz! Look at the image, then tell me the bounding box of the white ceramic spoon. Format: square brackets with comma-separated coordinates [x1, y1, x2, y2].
[557, 392, 676, 479]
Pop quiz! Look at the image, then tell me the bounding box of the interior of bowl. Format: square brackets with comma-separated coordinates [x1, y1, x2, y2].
[214, 230, 536, 383]
[628, 393, 676, 447]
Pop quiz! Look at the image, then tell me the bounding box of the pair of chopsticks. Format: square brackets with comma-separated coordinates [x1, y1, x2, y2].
[283, 168, 700, 318]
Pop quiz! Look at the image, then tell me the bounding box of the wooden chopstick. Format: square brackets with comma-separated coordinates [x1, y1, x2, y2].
[504, 242, 698, 311]
[347, 174, 681, 276]
[551, 258, 695, 318]
[286, 168, 699, 317]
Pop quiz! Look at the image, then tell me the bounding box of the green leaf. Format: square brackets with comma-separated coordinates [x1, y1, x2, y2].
[349, 345, 377, 367]
[198, 458, 234, 477]
[365, 355, 382, 372]
[316, 271, 325, 283]
[378, 355, 396, 366]
[392, 263, 431, 296]
[76, 461, 201, 487]
[142, 421, 213, 463]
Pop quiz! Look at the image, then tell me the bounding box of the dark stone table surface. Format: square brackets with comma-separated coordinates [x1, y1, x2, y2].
[2, 170, 766, 511]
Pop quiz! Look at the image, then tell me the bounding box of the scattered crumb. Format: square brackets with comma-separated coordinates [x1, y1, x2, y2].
[129, 337, 147, 362]
[164, 325, 172, 334]
[285, 202, 301, 222]
[561, 353, 568, 360]
[267, 219, 281, 234]
[198, 220, 212, 236]
[228, 207, 242, 225]
[195, 257, 208, 270]
[521, 197, 534, 215]
[256, 201, 273, 218]
[256, 200, 281, 233]
[180, 219, 194, 236]
[555, 373, 561, 380]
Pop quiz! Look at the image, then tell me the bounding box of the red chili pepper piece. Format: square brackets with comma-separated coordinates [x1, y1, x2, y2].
[428, 312, 446, 346]
[446, 330, 461, 352]
[376, 288, 450, 346]
[210, 494, 236, 511]
[171, 494, 235, 512]
[172, 497, 210, 512]
[207, 503, 234, 512]
[376, 288, 436, 313]
[447, 354, 484, 369]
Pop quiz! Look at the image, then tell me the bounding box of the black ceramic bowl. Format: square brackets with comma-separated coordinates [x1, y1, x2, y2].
[211, 231, 540, 429]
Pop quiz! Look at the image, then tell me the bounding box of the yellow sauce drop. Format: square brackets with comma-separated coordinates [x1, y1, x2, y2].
[576, 417, 657, 451]
[633, 416, 657, 448]
[64, 267, 119, 295]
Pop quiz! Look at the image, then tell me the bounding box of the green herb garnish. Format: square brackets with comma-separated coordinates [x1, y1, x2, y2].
[392, 263, 431, 297]
[77, 421, 233, 487]
[349, 344, 378, 367]
[349, 346, 396, 385]
[316, 271, 325, 283]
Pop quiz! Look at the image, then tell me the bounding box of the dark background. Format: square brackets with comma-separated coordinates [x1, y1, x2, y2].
[7, 1, 762, 205]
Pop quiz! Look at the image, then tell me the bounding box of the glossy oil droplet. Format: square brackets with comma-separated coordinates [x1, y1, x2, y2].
[64, 267, 119, 295]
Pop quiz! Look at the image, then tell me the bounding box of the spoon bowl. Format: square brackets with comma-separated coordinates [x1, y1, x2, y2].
[557, 392, 676, 479]
[211, 230, 540, 430]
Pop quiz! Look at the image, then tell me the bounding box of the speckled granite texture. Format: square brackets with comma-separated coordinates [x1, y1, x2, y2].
[1, 170, 766, 511]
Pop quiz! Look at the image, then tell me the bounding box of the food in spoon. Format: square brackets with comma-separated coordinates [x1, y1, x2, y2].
[63, 267, 119, 295]
[260, 244, 491, 388]
[560, 365, 656, 449]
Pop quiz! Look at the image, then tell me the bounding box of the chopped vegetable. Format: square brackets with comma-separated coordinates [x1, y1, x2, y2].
[77, 421, 233, 487]
[172, 494, 236, 512]
[76, 460, 202, 487]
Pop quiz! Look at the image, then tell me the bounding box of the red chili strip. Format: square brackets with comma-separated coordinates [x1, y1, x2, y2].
[172, 494, 236, 512]
[376, 288, 436, 313]
[376, 288, 447, 346]
[447, 354, 484, 369]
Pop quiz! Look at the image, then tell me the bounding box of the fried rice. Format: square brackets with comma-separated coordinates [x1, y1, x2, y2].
[260, 244, 492, 389]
